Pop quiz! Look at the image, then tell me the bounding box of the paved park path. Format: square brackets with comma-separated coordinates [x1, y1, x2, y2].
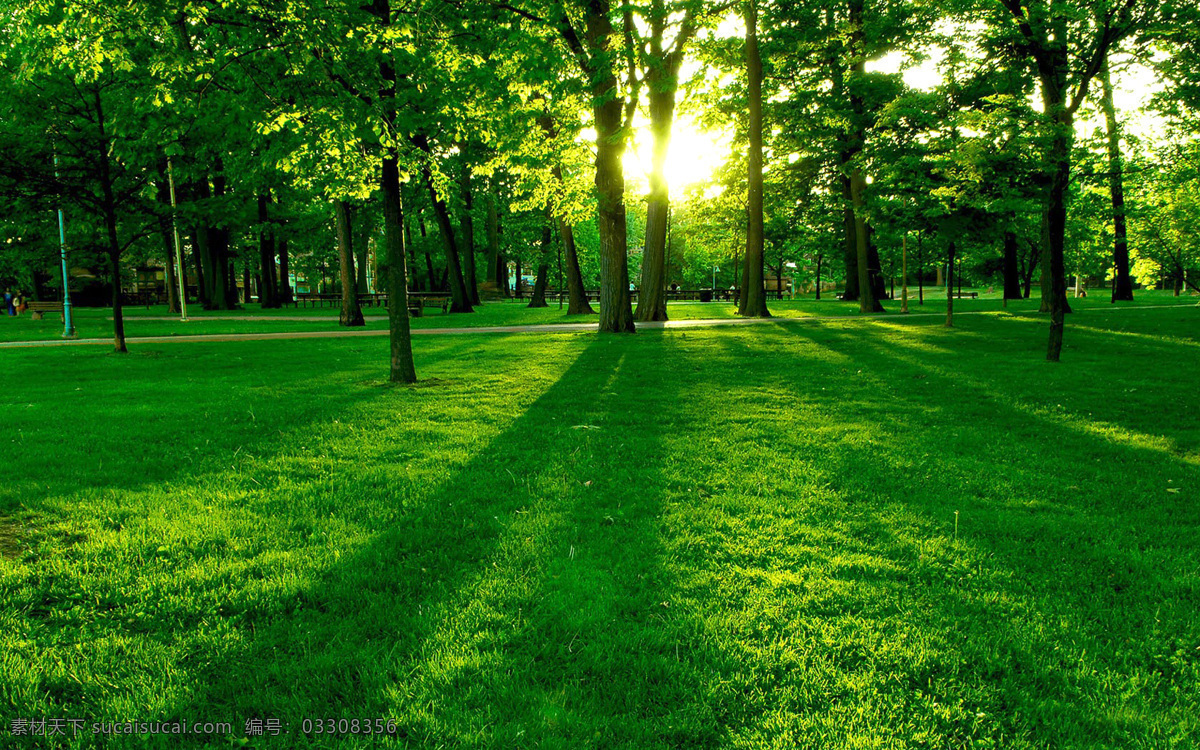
[2, 304, 1195, 349]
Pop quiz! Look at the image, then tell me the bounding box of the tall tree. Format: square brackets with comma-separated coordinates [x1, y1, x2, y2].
[738, 0, 770, 317]
[1099, 57, 1134, 301]
[635, 0, 698, 322]
[995, 0, 1146, 360]
[335, 200, 365, 326]
[557, 0, 639, 332]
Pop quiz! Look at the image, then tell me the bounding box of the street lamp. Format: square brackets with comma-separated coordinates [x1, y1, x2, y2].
[52, 153, 76, 338]
[713, 265, 720, 292]
[166, 158, 189, 322]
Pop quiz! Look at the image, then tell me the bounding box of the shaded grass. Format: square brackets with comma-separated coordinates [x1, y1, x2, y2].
[1, 308, 1198, 748]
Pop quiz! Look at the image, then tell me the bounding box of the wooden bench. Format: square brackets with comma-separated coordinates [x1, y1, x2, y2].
[27, 301, 64, 320]
[407, 296, 450, 317]
[951, 291, 979, 299]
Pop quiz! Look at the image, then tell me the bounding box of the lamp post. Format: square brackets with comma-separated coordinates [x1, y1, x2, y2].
[712, 265, 719, 293]
[166, 158, 189, 322]
[53, 154, 76, 338]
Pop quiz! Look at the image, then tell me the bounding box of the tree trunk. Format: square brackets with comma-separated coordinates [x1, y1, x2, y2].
[355, 206, 370, 295]
[1038, 206, 1053, 312]
[574, 0, 636, 331]
[373, 0, 416, 382]
[1044, 121, 1070, 360]
[1101, 59, 1133, 302]
[738, 0, 769, 318]
[917, 231, 924, 304]
[458, 148, 481, 305]
[156, 177, 181, 313]
[636, 72, 683, 321]
[814, 253, 822, 299]
[403, 213, 415, 292]
[191, 227, 208, 306]
[421, 167, 473, 313]
[827, 10, 858, 304]
[419, 213, 437, 292]
[1003, 229, 1021, 299]
[850, 169, 881, 313]
[92, 86, 126, 352]
[257, 194, 279, 308]
[1022, 239, 1038, 299]
[485, 190, 508, 295]
[559, 219, 595, 314]
[528, 206, 554, 308]
[277, 238, 292, 303]
[335, 200, 365, 326]
[945, 241, 955, 328]
[197, 175, 235, 310]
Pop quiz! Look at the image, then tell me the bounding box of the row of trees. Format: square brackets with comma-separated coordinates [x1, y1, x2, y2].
[2, 0, 1199, 379]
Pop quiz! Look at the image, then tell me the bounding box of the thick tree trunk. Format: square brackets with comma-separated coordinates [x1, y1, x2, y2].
[636, 75, 682, 322]
[574, 1, 636, 331]
[382, 155, 416, 382]
[850, 169, 880, 313]
[828, 13, 859, 304]
[1003, 229, 1021, 299]
[1044, 119, 1071, 360]
[335, 200, 365, 326]
[738, 0, 769, 318]
[197, 175, 235, 310]
[1101, 60, 1134, 302]
[257, 194, 279, 308]
[373, 0, 416, 382]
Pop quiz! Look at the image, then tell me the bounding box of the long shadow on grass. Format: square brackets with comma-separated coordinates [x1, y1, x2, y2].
[758, 320, 1199, 745]
[163, 334, 729, 748]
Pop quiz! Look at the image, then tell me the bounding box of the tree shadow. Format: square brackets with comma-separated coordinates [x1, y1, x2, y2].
[150, 334, 728, 748]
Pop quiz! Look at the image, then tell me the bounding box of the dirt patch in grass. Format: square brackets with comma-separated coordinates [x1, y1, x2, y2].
[0, 516, 30, 560]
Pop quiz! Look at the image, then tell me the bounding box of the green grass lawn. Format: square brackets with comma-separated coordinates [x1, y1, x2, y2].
[1, 306, 1198, 748]
[2, 289, 1196, 344]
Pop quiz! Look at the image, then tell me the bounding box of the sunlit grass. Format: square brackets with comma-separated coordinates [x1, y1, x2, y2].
[1, 307, 1197, 748]
[2, 289, 1196, 345]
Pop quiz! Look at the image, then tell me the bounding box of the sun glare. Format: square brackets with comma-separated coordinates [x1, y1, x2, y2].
[624, 114, 731, 196]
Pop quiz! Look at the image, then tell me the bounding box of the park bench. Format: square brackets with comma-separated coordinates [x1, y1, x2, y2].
[27, 301, 64, 320]
[407, 296, 450, 317]
[951, 291, 979, 299]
